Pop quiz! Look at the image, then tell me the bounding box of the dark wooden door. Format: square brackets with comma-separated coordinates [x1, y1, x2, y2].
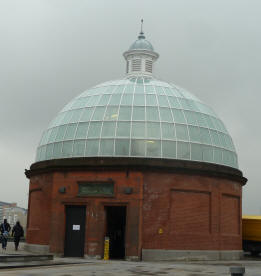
[64, 205, 86, 257]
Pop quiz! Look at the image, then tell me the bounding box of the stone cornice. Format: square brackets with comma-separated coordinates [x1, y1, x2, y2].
[25, 157, 247, 185]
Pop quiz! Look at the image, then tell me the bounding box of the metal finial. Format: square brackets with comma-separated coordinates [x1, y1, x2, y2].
[140, 19, 144, 34]
[138, 19, 145, 39]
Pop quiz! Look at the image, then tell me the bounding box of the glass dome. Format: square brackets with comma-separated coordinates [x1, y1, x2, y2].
[36, 76, 238, 169]
[129, 38, 154, 51]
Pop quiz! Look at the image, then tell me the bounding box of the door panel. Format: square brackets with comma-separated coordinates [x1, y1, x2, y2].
[64, 205, 86, 257]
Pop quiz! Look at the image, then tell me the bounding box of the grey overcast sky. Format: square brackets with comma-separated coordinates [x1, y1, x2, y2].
[0, 0, 260, 213]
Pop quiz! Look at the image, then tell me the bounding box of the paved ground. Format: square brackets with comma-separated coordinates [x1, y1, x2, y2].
[0, 241, 28, 255]
[0, 260, 259, 276]
[1, 243, 261, 275]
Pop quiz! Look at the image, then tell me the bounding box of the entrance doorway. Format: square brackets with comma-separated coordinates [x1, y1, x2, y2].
[105, 206, 126, 259]
[64, 205, 86, 257]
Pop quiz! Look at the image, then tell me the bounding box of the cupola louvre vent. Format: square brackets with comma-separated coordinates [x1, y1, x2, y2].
[145, 60, 152, 73]
[132, 59, 141, 71]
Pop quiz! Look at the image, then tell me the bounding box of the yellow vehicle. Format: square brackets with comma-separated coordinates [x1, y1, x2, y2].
[242, 215, 261, 255]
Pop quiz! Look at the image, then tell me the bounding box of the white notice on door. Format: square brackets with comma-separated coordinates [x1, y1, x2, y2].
[72, 225, 80, 231]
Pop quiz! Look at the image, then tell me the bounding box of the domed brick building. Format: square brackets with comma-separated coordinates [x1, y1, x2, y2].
[25, 25, 247, 261]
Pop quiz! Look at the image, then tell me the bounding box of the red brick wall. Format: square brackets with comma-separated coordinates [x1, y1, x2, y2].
[142, 172, 242, 251]
[26, 169, 242, 256]
[27, 173, 53, 245]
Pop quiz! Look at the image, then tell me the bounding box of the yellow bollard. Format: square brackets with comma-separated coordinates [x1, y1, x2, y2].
[103, 236, 110, 260]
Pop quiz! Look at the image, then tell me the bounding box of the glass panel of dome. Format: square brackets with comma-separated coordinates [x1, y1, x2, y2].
[202, 145, 213, 162]
[39, 145, 47, 161]
[64, 124, 77, 140]
[124, 84, 134, 93]
[72, 140, 85, 156]
[164, 87, 174, 96]
[168, 97, 180, 108]
[85, 139, 99, 156]
[109, 94, 122, 105]
[133, 94, 145, 106]
[86, 95, 101, 106]
[184, 111, 197, 125]
[146, 140, 160, 157]
[232, 153, 238, 168]
[41, 129, 51, 145]
[115, 139, 130, 156]
[195, 112, 208, 128]
[61, 110, 74, 124]
[55, 125, 67, 141]
[199, 127, 212, 144]
[158, 95, 169, 107]
[187, 100, 200, 112]
[223, 150, 233, 166]
[171, 109, 186, 124]
[116, 122, 130, 137]
[35, 148, 41, 161]
[61, 141, 73, 157]
[114, 85, 124, 94]
[213, 148, 223, 164]
[146, 94, 157, 106]
[104, 85, 116, 94]
[100, 139, 114, 156]
[216, 119, 228, 133]
[53, 142, 63, 158]
[104, 106, 119, 120]
[135, 85, 144, 94]
[71, 98, 89, 109]
[145, 85, 154, 93]
[61, 101, 74, 112]
[131, 122, 145, 138]
[79, 108, 94, 122]
[121, 94, 133, 105]
[170, 87, 183, 97]
[49, 114, 61, 128]
[146, 107, 160, 121]
[70, 109, 84, 123]
[191, 143, 203, 161]
[218, 132, 226, 148]
[48, 127, 59, 143]
[179, 98, 191, 110]
[209, 129, 220, 146]
[146, 122, 160, 139]
[119, 106, 134, 121]
[177, 142, 190, 159]
[155, 86, 165, 95]
[188, 126, 201, 142]
[204, 115, 215, 129]
[75, 122, 89, 139]
[162, 140, 176, 158]
[92, 106, 106, 120]
[159, 108, 173, 122]
[131, 139, 146, 156]
[132, 106, 145, 121]
[161, 123, 175, 139]
[98, 94, 111, 106]
[87, 122, 102, 138]
[176, 124, 189, 141]
[101, 122, 116, 138]
[46, 144, 54, 159]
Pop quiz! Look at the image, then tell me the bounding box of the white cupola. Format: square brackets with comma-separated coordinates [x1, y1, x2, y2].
[123, 20, 159, 77]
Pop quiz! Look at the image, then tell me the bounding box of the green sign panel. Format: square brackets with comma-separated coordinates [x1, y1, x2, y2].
[78, 182, 114, 196]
